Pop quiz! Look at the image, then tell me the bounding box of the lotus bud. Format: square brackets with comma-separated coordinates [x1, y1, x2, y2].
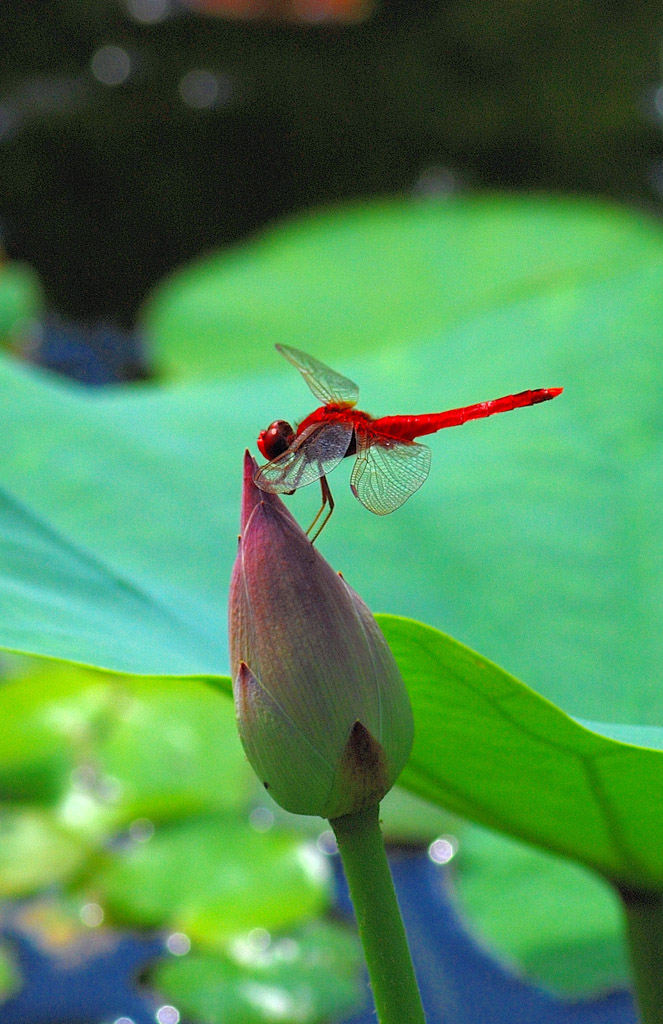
[229, 451, 414, 820]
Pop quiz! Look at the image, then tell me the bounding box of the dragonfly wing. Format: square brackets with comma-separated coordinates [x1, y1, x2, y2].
[350, 429, 431, 515]
[276, 344, 359, 407]
[255, 420, 354, 494]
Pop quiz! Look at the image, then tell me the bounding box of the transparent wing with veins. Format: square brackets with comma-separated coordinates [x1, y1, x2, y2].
[276, 344, 359, 407]
[255, 420, 354, 494]
[350, 428, 432, 515]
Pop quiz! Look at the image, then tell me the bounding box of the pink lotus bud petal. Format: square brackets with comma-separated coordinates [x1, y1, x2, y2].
[229, 451, 413, 819]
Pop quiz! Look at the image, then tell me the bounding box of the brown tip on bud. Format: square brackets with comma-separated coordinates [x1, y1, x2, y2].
[338, 721, 389, 811]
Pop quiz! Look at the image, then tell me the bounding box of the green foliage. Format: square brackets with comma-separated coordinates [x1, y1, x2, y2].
[0, 365, 234, 674]
[0, 662, 252, 820]
[381, 614, 663, 994]
[377, 786, 460, 845]
[451, 825, 628, 996]
[95, 815, 329, 945]
[152, 922, 363, 1024]
[0, 807, 86, 897]
[143, 195, 663, 380]
[382, 614, 663, 887]
[3, 194, 663, 996]
[0, 660, 361, 1018]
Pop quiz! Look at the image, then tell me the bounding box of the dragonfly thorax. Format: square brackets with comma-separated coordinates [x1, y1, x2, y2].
[257, 419, 296, 460]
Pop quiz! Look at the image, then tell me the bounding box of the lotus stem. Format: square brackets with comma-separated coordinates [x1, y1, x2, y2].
[331, 803, 427, 1024]
[618, 884, 663, 1024]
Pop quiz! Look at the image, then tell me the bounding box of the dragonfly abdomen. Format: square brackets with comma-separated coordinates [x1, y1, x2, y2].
[372, 388, 563, 441]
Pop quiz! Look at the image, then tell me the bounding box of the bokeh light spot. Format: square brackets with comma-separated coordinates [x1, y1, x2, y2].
[127, 0, 170, 23]
[413, 165, 456, 199]
[91, 46, 132, 87]
[60, 790, 100, 827]
[428, 835, 459, 864]
[241, 982, 294, 1017]
[178, 69, 232, 109]
[249, 806, 274, 832]
[80, 902, 104, 927]
[156, 1007, 180, 1024]
[296, 841, 330, 885]
[129, 817, 155, 843]
[166, 931, 191, 956]
[316, 829, 338, 855]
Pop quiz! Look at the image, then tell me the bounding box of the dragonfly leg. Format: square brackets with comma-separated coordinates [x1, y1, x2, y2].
[307, 475, 335, 543]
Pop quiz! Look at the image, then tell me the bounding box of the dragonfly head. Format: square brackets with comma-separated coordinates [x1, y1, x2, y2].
[257, 420, 296, 461]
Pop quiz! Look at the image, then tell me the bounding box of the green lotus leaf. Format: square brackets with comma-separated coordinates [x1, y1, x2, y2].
[0, 808, 86, 897]
[93, 815, 331, 947]
[0, 660, 252, 825]
[451, 824, 628, 996]
[380, 614, 663, 888]
[151, 922, 363, 1024]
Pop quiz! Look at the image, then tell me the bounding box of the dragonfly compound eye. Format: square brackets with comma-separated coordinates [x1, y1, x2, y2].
[257, 420, 296, 460]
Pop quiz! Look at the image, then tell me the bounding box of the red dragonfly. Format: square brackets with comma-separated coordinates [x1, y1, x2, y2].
[255, 345, 562, 540]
